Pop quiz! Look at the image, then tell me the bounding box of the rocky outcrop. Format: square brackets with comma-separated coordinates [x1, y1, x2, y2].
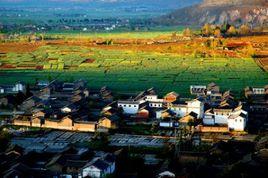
[156, 0, 268, 27]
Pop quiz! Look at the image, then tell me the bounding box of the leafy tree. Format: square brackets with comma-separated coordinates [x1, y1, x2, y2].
[183, 28, 193, 37]
[227, 26, 237, 36]
[202, 24, 213, 37]
[221, 22, 231, 34]
[239, 24, 251, 36]
[214, 28, 222, 38]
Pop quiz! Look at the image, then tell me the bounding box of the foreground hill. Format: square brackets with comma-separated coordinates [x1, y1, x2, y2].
[156, 0, 268, 26]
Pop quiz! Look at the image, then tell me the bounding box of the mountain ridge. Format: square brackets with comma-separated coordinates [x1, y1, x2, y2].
[156, 0, 268, 27]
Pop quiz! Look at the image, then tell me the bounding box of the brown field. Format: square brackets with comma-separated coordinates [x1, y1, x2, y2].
[1, 35, 268, 58]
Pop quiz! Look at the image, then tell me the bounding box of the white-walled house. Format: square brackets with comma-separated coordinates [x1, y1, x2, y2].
[228, 110, 248, 131]
[190, 85, 206, 95]
[0, 82, 26, 94]
[203, 108, 233, 125]
[168, 99, 204, 119]
[81, 154, 115, 178]
[117, 100, 146, 115]
[144, 94, 164, 108]
[203, 106, 248, 131]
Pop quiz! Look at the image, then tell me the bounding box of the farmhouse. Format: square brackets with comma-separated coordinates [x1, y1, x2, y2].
[190, 85, 206, 95]
[73, 120, 97, 132]
[44, 116, 74, 130]
[81, 153, 116, 178]
[228, 110, 248, 131]
[0, 82, 25, 94]
[155, 109, 175, 119]
[117, 100, 146, 115]
[203, 105, 248, 131]
[98, 115, 119, 129]
[13, 115, 32, 127]
[168, 99, 204, 119]
[245, 85, 268, 98]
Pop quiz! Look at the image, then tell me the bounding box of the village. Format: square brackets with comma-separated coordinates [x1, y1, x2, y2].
[0, 80, 267, 178]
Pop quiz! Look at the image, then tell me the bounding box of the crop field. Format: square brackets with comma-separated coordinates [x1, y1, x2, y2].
[0, 37, 267, 96]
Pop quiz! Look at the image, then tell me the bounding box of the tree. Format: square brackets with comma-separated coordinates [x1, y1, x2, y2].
[183, 28, 193, 37]
[202, 24, 213, 37]
[221, 22, 231, 34]
[214, 28, 222, 38]
[227, 26, 237, 36]
[239, 24, 251, 36]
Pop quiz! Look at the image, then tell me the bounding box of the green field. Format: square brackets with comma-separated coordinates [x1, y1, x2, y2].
[0, 45, 267, 96]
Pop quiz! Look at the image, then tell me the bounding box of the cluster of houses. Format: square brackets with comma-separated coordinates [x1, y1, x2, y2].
[117, 83, 250, 132]
[3, 80, 119, 132]
[1, 80, 267, 133]
[1, 146, 117, 178]
[0, 82, 25, 94]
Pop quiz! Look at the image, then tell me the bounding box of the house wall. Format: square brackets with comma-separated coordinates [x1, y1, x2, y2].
[145, 95, 158, 101]
[169, 106, 187, 117]
[196, 125, 229, 133]
[118, 103, 139, 114]
[13, 119, 31, 127]
[43, 120, 59, 129]
[32, 111, 45, 118]
[228, 116, 246, 131]
[31, 118, 41, 127]
[203, 116, 215, 125]
[160, 122, 173, 128]
[99, 118, 113, 129]
[169, 100, 204, 119]
[82, 166, 101, 178]
[214, 114, 229, 125]
[149, 102, 163, 108]
[73, 122, 96, 132]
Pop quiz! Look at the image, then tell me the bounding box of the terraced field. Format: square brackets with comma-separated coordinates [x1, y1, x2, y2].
[0, 44, 267, 96]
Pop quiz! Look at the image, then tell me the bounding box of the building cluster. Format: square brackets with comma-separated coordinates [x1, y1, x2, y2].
[1, 80, 267, 132]
[1, 80, 119, 132]
[0, 145, 117, 178]
[117, 83, 251, 132]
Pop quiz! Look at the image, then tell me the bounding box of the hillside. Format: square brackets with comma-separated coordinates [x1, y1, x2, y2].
[156, 0, 268, 27]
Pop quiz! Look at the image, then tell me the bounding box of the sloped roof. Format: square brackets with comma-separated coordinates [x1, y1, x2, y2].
[92, 159, 110, 170]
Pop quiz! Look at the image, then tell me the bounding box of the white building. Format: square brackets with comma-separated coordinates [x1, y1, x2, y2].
[118, 100, 146, 115]
[203, 106, 248, 131]
[144, 94, 164, 108]
[190, 85, 206, 95]
[252, 88, 265, 95]
[168, 99, 204, 119]
[0, 87, 4, 94]
[81, 155, 115, 178]
[204, 108, 233, 125]
[228, 110, 248, 131]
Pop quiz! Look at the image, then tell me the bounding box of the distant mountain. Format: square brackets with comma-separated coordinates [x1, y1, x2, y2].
[156, 0, 268, 27]
[0, 0, 201, 9]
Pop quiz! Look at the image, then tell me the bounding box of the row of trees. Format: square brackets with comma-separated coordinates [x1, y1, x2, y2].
[201, 23, 251, 37]
[182, 23, 252, 38]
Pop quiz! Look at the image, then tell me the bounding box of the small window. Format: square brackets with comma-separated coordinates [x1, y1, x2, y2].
[129, 105, 131, 107]
[134, 105, 137, 107]
[240, 119, 242, 122]
[124, 105, 126, 107]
